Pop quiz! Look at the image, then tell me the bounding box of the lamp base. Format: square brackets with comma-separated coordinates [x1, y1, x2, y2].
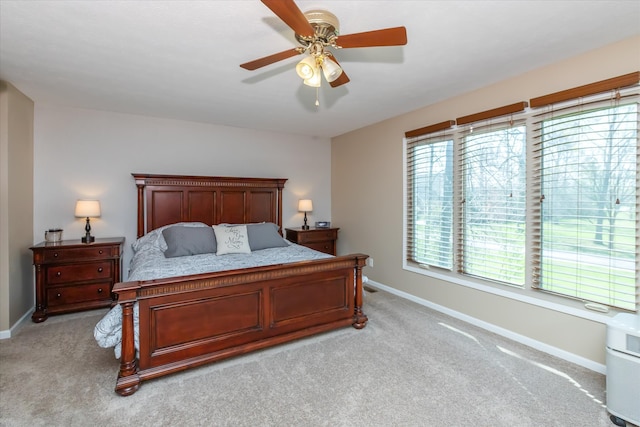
[301, 225, 310, 230]
[82, 217, 95, 243]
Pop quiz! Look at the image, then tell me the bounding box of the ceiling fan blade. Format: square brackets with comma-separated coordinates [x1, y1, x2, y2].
[328, 58, 350, 88]
[261, 0, 315, 38]
[330, 70, 350, 88]
[336, 26, 407, 49]
[240, 48, 301, 70]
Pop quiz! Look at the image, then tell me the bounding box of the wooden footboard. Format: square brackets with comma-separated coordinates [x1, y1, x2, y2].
[113, 254, 368, 396]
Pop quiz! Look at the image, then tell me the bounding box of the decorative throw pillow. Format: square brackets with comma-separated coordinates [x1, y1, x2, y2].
[132, 222, 208, 253]
[246, 222, 289, 251]
[213, 225, 251, 255]
[162, 225, 217, 258]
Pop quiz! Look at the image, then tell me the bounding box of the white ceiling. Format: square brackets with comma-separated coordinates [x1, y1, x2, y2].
[1, 1, 639, 138]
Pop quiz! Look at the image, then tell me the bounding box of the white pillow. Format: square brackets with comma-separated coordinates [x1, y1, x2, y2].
[212, 225, 251, 255]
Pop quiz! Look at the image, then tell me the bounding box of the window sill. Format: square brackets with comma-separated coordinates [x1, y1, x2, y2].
[402, 263, 622, 325]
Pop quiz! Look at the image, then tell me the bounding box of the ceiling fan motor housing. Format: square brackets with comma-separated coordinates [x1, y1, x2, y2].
[295, 10, 340, 47]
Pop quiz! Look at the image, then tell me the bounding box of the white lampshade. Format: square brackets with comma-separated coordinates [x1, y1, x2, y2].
[296, 56, 318, 80]
[298, 199, 313, 212]
[75, 200, 101, 218]
[321, 57, 343, 83]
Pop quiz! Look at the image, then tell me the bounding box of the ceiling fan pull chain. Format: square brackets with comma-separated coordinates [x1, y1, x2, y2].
[315, 87, 320, 107]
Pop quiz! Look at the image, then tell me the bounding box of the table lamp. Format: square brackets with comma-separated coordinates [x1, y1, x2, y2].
[75, 200, 101, 243]
[298, 199, 313, 230]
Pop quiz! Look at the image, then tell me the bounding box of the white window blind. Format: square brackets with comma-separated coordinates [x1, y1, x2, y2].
[531, 94, 639, 310]
[457, 120, 527, 285]
[406, 130, 454, 269]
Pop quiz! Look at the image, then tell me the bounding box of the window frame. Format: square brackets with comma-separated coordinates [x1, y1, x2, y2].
[531, 98, 638, 311]
[456, 119, 528, 286]
[405, 134, 455, 270]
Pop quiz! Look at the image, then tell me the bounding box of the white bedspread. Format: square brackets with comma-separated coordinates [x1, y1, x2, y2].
[94, 226, 332, 358]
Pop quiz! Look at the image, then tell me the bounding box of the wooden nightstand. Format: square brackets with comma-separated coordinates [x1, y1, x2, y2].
[30, 237, 124, 323]
[285, 227, 339, 255]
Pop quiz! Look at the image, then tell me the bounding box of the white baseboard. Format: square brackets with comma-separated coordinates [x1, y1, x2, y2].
[365, 279, 606, 375]
[0, 307, 34, 340]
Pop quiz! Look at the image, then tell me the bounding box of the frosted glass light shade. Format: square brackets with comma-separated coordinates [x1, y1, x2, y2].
[298, 199, 313, 212]
[322, 57, 342, 83]
[303, 71, 321, 88]
[75, 200, 101, 218]
[296, 56, 318, 80]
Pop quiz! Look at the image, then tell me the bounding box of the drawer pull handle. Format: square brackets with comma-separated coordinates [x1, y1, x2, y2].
[56, 293, 61, 298]
[53, 253, 59, 257]
[56, 271, 61, 277]
[99, 250, 103, 254]
[97, 267, 103, 273]
[98, 288, 103, 293]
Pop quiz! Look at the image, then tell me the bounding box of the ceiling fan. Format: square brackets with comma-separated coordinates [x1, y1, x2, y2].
[240, 0, 407, 98]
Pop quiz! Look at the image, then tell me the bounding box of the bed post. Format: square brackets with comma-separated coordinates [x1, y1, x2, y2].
[115, 300, 140, 396]
[277, 183, 284, 235]
[353, 255, 369, 329]
[134, 175, 146, 238]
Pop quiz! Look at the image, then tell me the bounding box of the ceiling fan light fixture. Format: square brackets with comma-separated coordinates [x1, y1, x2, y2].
[321, 56, 342, 83]
[296, 56, 318, 80]
[240, 1, 408, 103]
[303, 70, 322, 87]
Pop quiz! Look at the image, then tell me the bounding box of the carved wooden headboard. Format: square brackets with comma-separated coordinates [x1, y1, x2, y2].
[132, 173, 288, 238]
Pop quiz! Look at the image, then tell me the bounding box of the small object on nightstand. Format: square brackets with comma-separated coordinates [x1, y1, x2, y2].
[30, 237, 124, 322]
[315, 221, 330, 228]
[44, 228, 63, 243]
[285, 227, 339, 256]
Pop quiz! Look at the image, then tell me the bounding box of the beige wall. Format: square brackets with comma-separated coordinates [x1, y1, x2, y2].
[332, 35, 640, 368]
[32, 105, 333, 282]
[1, 101, 332, 336]
[0, 81, 34, 334]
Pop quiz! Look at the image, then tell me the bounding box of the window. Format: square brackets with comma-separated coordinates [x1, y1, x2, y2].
[404, 73, 639, 312]
[458, 122, 527, 285]
[406, 137, 454, 269]
[532, 101, 638, 310]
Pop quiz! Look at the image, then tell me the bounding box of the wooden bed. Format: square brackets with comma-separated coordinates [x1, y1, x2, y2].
[112, 173, 368, 396]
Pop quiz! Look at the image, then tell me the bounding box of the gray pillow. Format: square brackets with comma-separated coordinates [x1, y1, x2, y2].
[247, 223, 289, 251]
[162, 225, 217, 258]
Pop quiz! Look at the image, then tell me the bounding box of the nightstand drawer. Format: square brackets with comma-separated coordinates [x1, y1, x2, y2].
[303, 241, 336, 254]
[296, 229, 338, 243]
[47, 261, 112, 284]
[47, 282, 111, 306]
[43, 246, 114, 262]
[285, 227, 339, 256]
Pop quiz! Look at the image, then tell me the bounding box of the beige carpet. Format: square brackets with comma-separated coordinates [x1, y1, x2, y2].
[1, 290, 612, 426]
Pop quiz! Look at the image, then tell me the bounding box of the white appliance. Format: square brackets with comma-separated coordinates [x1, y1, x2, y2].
[606, 312, 640, 427]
